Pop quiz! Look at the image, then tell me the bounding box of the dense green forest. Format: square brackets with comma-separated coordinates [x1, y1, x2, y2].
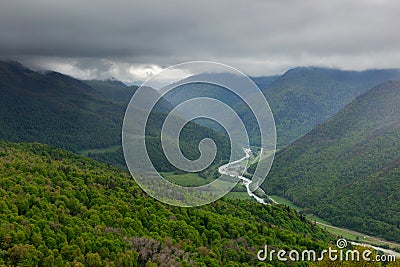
[165, 68, 400, 147]
[0, 141, 333, 266]
[83, 80, 172, 113]
[0, 61, 123, 151]
[261, 81, 400, 242]
[82, 80, 139, 105]
[164, 79, 263, 147]
[2, 60, 399, 264]
[256, 67, 400, 146]
[0, 61, 234, 173]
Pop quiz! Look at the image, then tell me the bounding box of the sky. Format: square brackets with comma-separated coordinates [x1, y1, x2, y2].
[0, 0, 399, 83]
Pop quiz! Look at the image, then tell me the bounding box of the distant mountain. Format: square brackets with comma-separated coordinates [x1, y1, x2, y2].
[164, 68, 400, 147]
[83, 79, 173, 112]
[0, 141, 332, 265]
[261, 67, 400, 146]
[163, 73, 278, 146]
[262, 80, 400, 242]
[163, 72, 260, 108]
[0, 61, 233, 173]
[83, 79, 138, 103]
[250, 75, 280, 89]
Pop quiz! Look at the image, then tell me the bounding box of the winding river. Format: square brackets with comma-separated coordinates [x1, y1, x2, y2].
[218, 148, 400, 258]
[218, 148, 268, 204]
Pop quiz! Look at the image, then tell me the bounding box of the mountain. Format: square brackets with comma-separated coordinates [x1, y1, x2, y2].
[0, 61, 123, 151]
[83, 80, 173, 112]
[0, 141, 332, 266]
[83, 79, 138, 104]
[0, 61, 233, 173]
[162, 73, 278, 147]
[250, 75, 280, 89]
[262, 80, 400, 242]
[260, 67, 400, 146]
[163, 73, 278, 108]
[164, 68, 400, 147]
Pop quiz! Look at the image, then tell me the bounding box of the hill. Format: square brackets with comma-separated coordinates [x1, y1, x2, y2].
[262, 80, 400, 242]
[164, 68, 400, 147]
[250, 75, 280, 89]
[0, 61, 123, 151]
[83, 79, 138, 104]
[162, 73, 276, 147]
[0, 61, 233, 173]
[261, 67, 400, 146]
[0, 141, 332, 266]
[83, 80, 173, 112]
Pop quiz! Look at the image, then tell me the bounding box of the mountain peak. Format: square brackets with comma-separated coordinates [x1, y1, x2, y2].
[264, 80, 400, 242]
[104, 77, 127, 87]
[0, 60, 33, 73]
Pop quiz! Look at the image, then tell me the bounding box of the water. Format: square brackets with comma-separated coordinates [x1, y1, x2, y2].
[218, 148, 400, 258]
[218, 148, 268, 204]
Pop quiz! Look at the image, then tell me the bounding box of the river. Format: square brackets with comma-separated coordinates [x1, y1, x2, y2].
[218, 148, 269, 204]
[218, 147, 400, 258]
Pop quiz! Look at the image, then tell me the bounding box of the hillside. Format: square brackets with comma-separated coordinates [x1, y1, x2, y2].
[250, 75, 280, 89]
[0, 61, 233, 173]
[0, 141, 332, 266]
[83, 80, 173, 113]
[83, 79, 138, 104]
[164, 68, 400, 147]
[0, 61, 123, 151]
[262, 80, 400, 242]
[258, 67, 400, 146]
[163, 73, 276, 147]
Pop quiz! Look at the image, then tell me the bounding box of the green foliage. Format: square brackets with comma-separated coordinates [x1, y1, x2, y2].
[163, 79, 264, 147]
[160, 172, 214, 187]
[310, 246, 383, 267]
[262, 67, 400, 147]
[0, 61, 124, 151]
[0, 141, 332, 266]
[83, 79, 172, 112]
[83, 79, 139, 105]
[172, 68, 400, 147]
[0, 60, 235, 173]
[262, 81, 400, 242]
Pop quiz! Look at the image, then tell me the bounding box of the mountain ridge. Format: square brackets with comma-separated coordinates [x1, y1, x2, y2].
[262, 80, 400, 242]
[0, 60, 233, 173]
[162, 67, 400, 147]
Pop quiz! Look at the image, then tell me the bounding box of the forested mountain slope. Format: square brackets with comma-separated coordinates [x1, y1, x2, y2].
[164, 68, 400, 147]
[83, 80, 173, 113]
[0, 141, 332, 266]
[83, 79, 138, 104]
[0, 61, 233, 172]
[0, 61, 123, 151]
[260, 67, 400, 146]
[263, 80, 400, 242]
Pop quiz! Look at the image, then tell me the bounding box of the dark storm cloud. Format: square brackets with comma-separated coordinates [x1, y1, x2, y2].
[0, 0, 399, 80]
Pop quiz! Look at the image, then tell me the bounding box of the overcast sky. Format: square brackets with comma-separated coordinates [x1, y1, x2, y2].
[0, 0, 399, 82]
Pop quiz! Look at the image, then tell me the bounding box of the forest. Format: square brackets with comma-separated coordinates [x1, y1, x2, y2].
[261, 81, 400, 243]
[0, 141, 334, 266]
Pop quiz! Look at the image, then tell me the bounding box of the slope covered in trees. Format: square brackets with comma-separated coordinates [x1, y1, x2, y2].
[0, 141, 332, 266]
[256, 67, 400, 146]
[164, 68, 400, 147]
[83, 80, 173, 113]
[83, 79, 138, 105]
[0, 61, 233, 173]
[262, 81, 400, 242]
[0, 61, 123, 151]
